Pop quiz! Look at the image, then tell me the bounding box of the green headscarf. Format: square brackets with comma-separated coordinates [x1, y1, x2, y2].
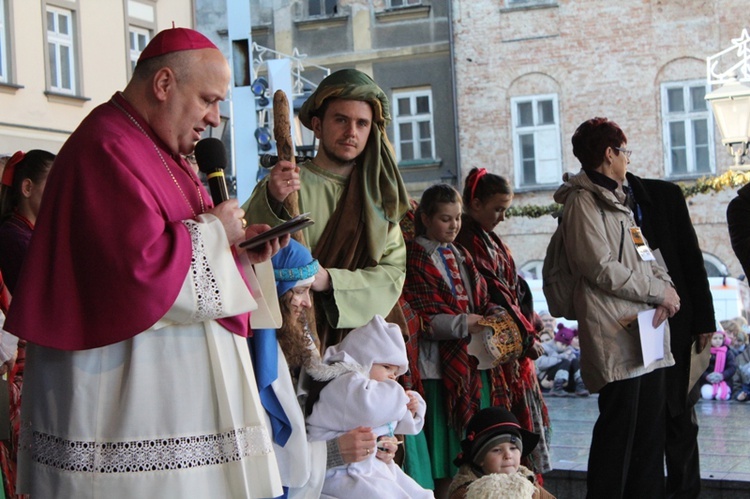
[300, 69, 410, 260]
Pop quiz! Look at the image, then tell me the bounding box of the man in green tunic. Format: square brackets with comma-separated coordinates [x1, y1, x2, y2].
[246, 69, 410, 349]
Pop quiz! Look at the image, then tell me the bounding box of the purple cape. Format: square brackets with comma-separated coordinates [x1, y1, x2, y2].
[5, 93, 248, 350]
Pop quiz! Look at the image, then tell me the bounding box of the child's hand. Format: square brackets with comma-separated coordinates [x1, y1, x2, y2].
[486, 307, 506, 320]
[467, 314, 485, 335]
[524, 339, 543, 360]
[405, 390, 419, 417]
[376, 435, 400, 465]
[706, 372, 723, 384]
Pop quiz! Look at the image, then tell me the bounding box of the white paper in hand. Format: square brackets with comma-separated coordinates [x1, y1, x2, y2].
[638, 308, 665, 368]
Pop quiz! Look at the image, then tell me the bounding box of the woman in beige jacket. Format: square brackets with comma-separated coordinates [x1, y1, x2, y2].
[553, 117, 681, 499]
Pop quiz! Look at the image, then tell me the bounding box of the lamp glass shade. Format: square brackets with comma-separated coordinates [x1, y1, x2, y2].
[705, 79, 750, 145]
[251, 77, 268, 97]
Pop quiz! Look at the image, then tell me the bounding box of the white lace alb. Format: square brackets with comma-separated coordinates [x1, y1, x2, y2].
[22, 425, 273, 473]
[183, 220, 223, 321]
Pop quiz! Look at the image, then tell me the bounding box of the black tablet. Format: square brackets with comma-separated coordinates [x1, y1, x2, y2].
[238, 213, 314, 250]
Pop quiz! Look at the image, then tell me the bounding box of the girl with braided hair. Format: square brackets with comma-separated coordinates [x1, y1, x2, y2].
[403, 183, 514, 497]
[454, 168, 551, 477]
[0, 149, 54, 498]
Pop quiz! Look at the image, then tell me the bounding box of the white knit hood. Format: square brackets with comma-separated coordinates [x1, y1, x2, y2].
[322, 315, 409, 376]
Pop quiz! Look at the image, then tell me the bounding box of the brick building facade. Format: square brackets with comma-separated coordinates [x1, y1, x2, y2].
[452, 0, 748, 280]
[0, 0, 193, 154]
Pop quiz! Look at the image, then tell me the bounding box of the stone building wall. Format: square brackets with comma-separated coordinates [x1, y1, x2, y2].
[451, 0, 749, 279]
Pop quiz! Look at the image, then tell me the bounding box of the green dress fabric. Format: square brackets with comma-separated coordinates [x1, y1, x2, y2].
[423, 371, 492, 480]
[402, 431, 435, 490]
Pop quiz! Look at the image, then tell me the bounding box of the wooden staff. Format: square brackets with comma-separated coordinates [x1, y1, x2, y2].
[273, 90, 320, 351]
[273, 89, 305, 245]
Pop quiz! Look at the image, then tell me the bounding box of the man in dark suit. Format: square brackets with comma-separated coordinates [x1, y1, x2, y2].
[727, 183, 750, 278]
[625, 172, 716, 499]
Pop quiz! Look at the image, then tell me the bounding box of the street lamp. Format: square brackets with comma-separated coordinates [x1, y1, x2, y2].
[705, 75, 750, 167]
[705, 29, 750, 168]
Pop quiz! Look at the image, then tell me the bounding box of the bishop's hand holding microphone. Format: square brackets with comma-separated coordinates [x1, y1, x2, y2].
[194, 137, 289, 261]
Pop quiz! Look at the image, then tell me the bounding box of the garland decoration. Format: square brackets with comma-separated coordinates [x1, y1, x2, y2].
[506, 170, 750, 219]
[678, 169, 750, 199]
[506, 203, 561, 219]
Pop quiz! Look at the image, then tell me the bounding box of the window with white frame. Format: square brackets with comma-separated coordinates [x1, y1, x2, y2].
[308, 0, 337, 16]
[46, 5, 76, 94]
[510, 94, 562, 188]
[388, 0, 421, 7]
[129, 26, 150, 71]
[0, 0, 7, 83]
[661, 80, 715, 176]
[393, 88, 436, 163]
[505, 0, 557, 7]
[126, 1, 155, 76]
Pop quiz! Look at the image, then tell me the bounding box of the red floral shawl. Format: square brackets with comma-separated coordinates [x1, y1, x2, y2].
[398, 201, 422, 394]
[455, 217, 536, 339]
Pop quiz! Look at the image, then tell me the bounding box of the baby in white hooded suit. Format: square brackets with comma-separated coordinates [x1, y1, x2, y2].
[306, 315, 433, 499]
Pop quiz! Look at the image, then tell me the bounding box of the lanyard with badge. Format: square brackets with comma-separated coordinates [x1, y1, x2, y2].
[629, 226, 656, 261]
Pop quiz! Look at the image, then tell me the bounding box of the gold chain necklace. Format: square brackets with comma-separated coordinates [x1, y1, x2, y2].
[113, 99, 205, 218]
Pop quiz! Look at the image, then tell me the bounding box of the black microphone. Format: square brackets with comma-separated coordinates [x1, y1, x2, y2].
[195, 138, 229, 206]
[260, 154, 311, 168]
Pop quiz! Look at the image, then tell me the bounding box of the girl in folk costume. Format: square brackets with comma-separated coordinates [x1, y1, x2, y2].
[0, 150, 53, 499]
[699, 330, 737, 401]
[397, 198, 436, 490]
[454, 168, 551, 475]
[0, 150, 54, 291]
[402, 183, 512, 497]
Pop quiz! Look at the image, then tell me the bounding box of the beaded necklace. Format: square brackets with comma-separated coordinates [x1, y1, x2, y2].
[112, 98, 205, 218]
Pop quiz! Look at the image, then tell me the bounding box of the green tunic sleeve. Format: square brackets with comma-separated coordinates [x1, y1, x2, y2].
[243, 176, 291, 226]
[325, 222, 406, 329]
[243, 163, 406, 330]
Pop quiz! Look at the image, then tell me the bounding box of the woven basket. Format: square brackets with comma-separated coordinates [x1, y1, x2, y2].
[477, 310, 523, 367]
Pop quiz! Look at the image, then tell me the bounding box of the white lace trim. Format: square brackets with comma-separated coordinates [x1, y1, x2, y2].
[183, 219, 223, 321]
[21, 424, 273, 473]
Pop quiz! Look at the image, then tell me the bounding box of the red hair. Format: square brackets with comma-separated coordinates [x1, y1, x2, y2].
[572, 117, 627, 170]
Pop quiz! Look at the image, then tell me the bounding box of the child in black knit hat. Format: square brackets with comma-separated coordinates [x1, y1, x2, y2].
[448, 407, 555, 499]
